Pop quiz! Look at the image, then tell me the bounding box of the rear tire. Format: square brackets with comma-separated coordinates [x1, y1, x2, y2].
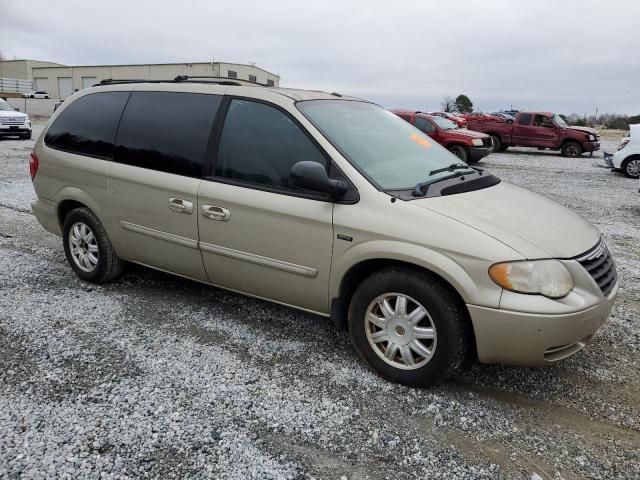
[63, 207, 124, 283]
[348, 268, 470, 387]
[448, 145, 468, 163]
[561, 141, 583, 157]
[622, 157, 640, 179]
[490, 135, 502, 152]
[20, 132, 32, 140]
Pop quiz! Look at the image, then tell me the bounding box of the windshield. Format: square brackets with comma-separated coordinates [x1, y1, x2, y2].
[0, 100, 15, 111]
[297, 100, 471, 190]
[431, 116, 457, 130]
[552, 114, 567, 127]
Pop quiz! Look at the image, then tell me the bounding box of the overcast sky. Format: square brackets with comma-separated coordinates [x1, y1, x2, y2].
[2, 0, 638, 114]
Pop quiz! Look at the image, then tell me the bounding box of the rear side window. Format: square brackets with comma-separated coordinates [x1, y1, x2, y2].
[114, 92, 221, 178]
[517, 113, 533, 125]
[45, 92, 129, 158]
[214, 99, 327, 191]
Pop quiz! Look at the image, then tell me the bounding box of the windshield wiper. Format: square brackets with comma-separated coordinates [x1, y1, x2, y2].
[413, 164, 482, 197]
[428, 163, 469, 176]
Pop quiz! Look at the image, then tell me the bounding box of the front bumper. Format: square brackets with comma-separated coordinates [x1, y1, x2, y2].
[0, 125, 31, 136]
[468, 282, 617, 366]
[468, 146, 493, 161]
[582, 141, 600, 153]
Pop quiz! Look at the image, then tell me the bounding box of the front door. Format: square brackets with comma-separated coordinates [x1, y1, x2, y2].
[109, 90, 223, 281]
[198, 98, 334, 313]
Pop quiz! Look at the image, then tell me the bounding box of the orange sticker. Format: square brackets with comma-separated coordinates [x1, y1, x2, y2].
[410, 133, 431, 148]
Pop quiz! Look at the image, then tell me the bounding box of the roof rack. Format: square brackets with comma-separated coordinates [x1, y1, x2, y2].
[96, 76, 270, 88]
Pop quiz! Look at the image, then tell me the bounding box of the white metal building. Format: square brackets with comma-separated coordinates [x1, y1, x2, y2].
[0, 60, 280, 99]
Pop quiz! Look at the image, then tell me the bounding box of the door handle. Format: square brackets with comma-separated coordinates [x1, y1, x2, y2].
[169, 197, 193, 214]
[201, 205, 231, 222]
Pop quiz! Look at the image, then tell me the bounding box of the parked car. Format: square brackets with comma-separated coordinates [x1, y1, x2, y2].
[391, 110, 492, 162]
[459, 112, 505, 123]
[31, 81, 618, 387]
[22, 90, 50, 99]
[604, 125, 640, 178]
[0, 98, 32, 139]
[502, 110, 520, 117]
[427, 111, 468, 128]
[490, 112, 516, 124]
[467, 111, 600, 156]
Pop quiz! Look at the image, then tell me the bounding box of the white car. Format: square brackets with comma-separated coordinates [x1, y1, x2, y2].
[0, 98, 32, 139]
[22, 90, 50, 99]
[605, 124, 640, 179]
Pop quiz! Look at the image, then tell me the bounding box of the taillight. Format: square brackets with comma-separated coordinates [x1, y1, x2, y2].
[29, 152, 39, 180]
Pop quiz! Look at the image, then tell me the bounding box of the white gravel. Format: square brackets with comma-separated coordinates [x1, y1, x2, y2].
[0, 122, 638, 479]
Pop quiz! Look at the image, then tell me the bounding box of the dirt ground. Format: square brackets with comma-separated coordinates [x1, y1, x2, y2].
[0, 121, 638, 479]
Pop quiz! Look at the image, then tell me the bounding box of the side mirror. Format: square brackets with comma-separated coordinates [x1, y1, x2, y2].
[289, 161, 348, 197]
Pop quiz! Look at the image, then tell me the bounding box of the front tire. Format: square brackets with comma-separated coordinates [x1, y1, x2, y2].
[448, 145, 468, 163]
[63, 207, 124, 283]
[490, 134, 502, 152]
[622, 158, 640, 179]
[348, 268, 470, 387]
[561, 141, 583, 157]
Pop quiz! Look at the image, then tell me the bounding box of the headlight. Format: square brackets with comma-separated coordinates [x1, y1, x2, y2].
[488, 259, 574, 298]
[472, 138, 483, 147]
[618, 139, 629, 151]
[588, 134, 596, 141]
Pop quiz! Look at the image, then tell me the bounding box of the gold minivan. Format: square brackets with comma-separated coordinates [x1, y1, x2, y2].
[30, 79, 618, 387]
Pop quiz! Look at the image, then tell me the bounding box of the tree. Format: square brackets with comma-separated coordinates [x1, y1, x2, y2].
[440, 96, 456, 112]
[455, 94, 473, 113]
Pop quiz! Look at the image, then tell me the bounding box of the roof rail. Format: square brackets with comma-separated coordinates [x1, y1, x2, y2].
[174, 75, 269, 87]
[95, 76, 269, 88]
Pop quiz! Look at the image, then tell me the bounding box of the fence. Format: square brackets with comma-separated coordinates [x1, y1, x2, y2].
[0, 77, 33, 95]
[6, 98, 58, 118]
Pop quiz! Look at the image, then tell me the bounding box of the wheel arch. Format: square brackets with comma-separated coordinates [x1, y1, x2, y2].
[330, 256, 479, 359]
[329, 244, 484, 333]
[55, 187, 104, 231]
[621, 154, 640, 177]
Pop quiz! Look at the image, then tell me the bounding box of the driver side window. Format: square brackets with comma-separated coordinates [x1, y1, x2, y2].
[414, 117, 435, 134]
[215, 99, 328, 191]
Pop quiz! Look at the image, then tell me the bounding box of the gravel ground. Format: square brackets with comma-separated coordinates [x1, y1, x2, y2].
[0, 122, 638, 479]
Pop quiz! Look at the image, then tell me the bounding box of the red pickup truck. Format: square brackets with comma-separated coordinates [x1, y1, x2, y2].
[467, 111, 600, 157]
[391, 109, 493, 163]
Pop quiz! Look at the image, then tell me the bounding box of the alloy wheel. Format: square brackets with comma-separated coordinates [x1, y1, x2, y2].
[626, 159, 640, 177]
[365, 293, 437, 370]
[68, 222, 99, 272]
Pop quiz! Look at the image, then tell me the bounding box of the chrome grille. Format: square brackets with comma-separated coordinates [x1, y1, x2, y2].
[0, 117, 25, 125]
[575, 239, 617, 296]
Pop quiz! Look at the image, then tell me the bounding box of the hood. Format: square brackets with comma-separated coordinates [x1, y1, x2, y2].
[446, 128, 487, 140]
[566, 126, 597, 135]
[411, 181, 600, 259]
[0, 110, 28, 118]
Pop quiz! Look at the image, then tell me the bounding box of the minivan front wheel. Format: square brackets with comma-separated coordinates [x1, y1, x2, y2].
[348, 268, 469, 387]
[63, 208, 124, 283]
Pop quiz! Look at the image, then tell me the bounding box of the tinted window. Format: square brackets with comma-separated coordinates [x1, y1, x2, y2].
[45, 92, 129, 158]
[215, 99, 327, 190]
[517, 113, 533, 125]
[414, 117, 435, 133]
[114, 92, 221, 178]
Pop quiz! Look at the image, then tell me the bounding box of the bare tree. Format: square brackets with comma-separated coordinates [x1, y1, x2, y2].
[440, 96, 456, 112]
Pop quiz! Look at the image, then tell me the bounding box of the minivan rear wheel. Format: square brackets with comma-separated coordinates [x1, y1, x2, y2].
[63, 208, 124, 283]
[348, 268, 469, 387]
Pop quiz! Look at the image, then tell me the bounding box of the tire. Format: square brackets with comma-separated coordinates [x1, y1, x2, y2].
[20, 132, 32, 140]
[490, 134, 501, 152]
[29, 95, 34, 98]
[45, 96, 50, 99]
[622, 157, 640, 179]
[348, 268, 470, 387]
[62, 207, 124, 283]
[561, 141, 583, 157]
[448, 145, 468, 162]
